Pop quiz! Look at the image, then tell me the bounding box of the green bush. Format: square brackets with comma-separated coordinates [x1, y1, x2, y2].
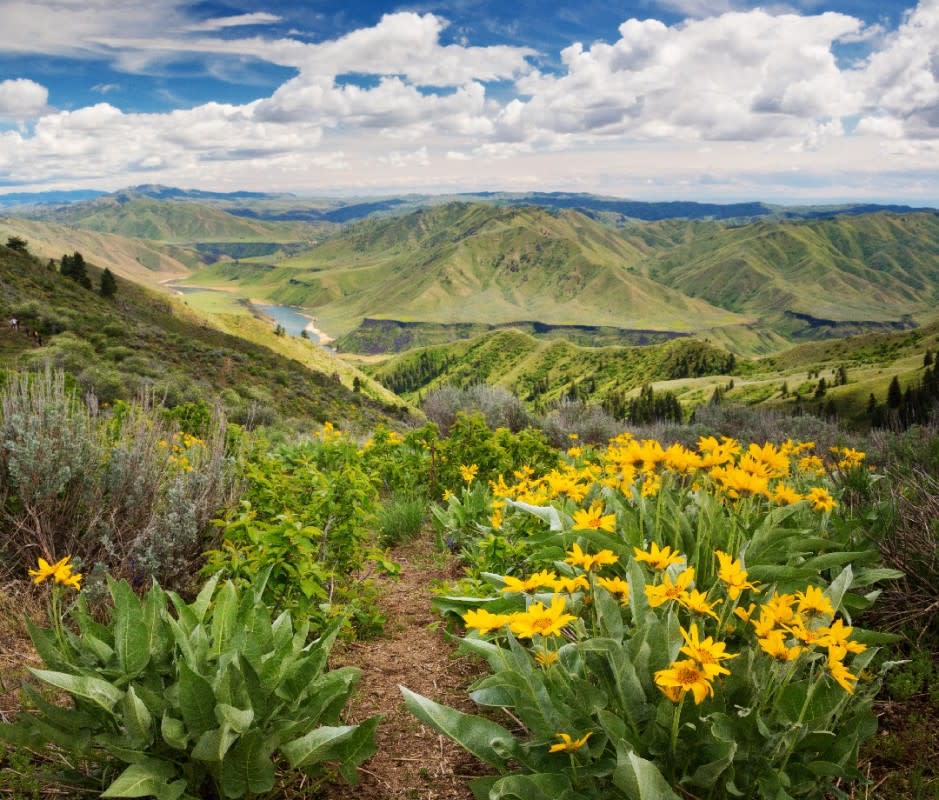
[0, 571, 377, 798]
[378, 494, 427, 547]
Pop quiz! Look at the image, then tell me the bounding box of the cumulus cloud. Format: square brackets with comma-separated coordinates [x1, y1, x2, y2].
[0, 1, 938, 199]
[0, 78, 48, 120]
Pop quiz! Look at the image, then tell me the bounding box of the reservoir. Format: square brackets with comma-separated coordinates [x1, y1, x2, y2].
[165, 282, 321, 343]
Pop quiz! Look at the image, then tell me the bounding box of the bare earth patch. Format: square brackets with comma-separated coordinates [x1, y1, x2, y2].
[324, 535, 490, 800]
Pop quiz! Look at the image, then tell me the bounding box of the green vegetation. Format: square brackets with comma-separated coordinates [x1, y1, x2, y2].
[0, 240, 409, 429]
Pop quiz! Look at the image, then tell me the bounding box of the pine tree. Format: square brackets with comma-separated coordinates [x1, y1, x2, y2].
[886, 376, 902, 409]
[924, 350, 934, 368]
[99, 268, 117, 298]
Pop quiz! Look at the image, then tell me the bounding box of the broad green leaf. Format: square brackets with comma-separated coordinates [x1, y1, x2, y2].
[825, 565, 853, 614]
[505, 499, 563, 530]
[628, 560, 650, 626]
[215, 704, 254, 734]
[336, 716, 380, 785]
[83, 633, 115, 665]
[29, 669, 123, 712]
[109, 577, 150, 676]
[161, 713, 188, 750]
[687, 741, 737, 789]
[280, 724, 359, 768]
[177, 662, 216, 737]
[191, 571, 222, 623]
[401, 686, 517, 767]
[593, 584, 624, 641]
[852, 567, 904, 587]
[192, 725, 238, 763]
[142, 582, 171, 663]
[489, 773, 575, 799]
[122, 686, 153, 747]
[613, 747, 681, 800]
[101, 760, 184, 799]
[211, 581, 239, 659]
[220, 730, 276, 798]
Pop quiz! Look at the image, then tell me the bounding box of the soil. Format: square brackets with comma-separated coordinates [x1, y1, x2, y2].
[323, 536, 491, 800]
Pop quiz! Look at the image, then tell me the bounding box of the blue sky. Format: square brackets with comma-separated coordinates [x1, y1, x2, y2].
[0, 0, 936, 203]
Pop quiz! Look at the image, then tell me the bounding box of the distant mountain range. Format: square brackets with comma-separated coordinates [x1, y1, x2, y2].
[3, 184, 935, 225]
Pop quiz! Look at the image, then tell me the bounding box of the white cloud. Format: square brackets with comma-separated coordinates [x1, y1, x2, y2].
[0, 78, 48, 120]
[188, 12, 281, 32]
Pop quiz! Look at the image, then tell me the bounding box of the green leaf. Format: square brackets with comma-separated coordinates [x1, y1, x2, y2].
[28, 669, 123, 712]
[336, 716, 380, 785]
[852, 567, 905, 587]
[101, 760, 184, 799]
[220, 730, 276, 798]
[215, 704, 254, 734]
[122, 686, 153, 747]
[83, 633, 115, 665]
[161, 713, 189, 750]
[192, 572, 222, 623]
[177, 662, 216, 737]
[400, 686, 517, 767]
[211, 581, 239, 659]
[192, 726, 238, 763]
[489, 773, 575, 799]
[280, 724, 360, 768]
[613, 747, 681, 800]
[593, 583, 624, 641]
[109, 577, 151, 676]
[142, 582, 171, 663]
[825, 565, 853, 614]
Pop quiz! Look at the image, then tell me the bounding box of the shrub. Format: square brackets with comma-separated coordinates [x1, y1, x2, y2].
[377, 494, 427, 547]
[0, 570, 377, 798]
[423, 384, 532, 435]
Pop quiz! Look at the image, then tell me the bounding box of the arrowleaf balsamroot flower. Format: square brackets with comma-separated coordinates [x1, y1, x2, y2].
[679, 624, 737, 676]
[29, 556, 82, 591]
[654, 659, 716, 705]
[463, 608, 512, 635]
[795, 584, 835, 619]
[758, 630, 803, 662]
[571, 502, 616, 533]
[645, 567, 695, 608]
[564, 542, 618, 572]
[459, 463, 479, 483]
[715, 550, 759, 600]
[805, 486, 837, 513]
[549, 732, 592, 753]
[633, 542, 685, 571]
[678, 588, 722, 620]
[508, 595, 577, 639]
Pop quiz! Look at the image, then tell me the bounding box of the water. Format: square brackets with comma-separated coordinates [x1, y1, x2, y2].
[166, 282, 321, 343]
[256, 304, 319, 342]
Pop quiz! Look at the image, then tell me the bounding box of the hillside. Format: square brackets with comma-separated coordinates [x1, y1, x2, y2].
[644, 212, 939, 330]
[24, 192, 320, 244]
[366, 330, 736, 408]
[189, 203, 748, 338]
[0, 240, 410, 428]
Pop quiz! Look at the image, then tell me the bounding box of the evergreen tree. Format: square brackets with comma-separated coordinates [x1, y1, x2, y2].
[61, 251, 91, 289]
[6, 235, 28, 253]
[924, 350, 933, 368]
[814, 377, 827, 399]
[886, 376, 902, 409]
[99, 268, 117, 298]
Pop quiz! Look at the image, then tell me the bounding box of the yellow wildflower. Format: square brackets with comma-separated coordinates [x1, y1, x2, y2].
[535, 650, 559, 668]
[490, 508, 503, 530]
[654, 659, 715, 705]
[827, 651, 857, 693]
[797, 454, 826, 477]
[596, 575, 631, 603]
[551, 575, 590, 594]
[770, 483, 803, 505]
[679, 624, 737, 675]
[549, 732, 592, 753]
[714, 550, 759, 600]
[758, 630, 803, 662]
[500, 570, 559, 593]
[459, 463, 479, 483]
[571, 502, 616, 533]
[646, 567, 695, 608]
[805, 486, 837, 513]
[564, 542, 619, 572]
[679, 588, 722, 620]
[508, 596, 577, 639]
[463, 608, 512, 635]
[29, 555, 82, 591]
[817, 618, 867, 654]
[795, 585, 834, 619]
[633, 542, 685, 571]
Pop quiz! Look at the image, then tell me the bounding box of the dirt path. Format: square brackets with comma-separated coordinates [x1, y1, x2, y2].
[324, 535, 491, 800]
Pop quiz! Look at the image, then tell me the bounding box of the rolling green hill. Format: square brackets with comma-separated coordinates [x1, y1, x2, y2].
[188, 203, 748, 338]
[0, 240, 410, 429]
[643, 213, 939, 330]
[366, 330, 736, 408]
[25, 192, 320, 244]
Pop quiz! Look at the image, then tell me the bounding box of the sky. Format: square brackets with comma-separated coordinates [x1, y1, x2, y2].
[0, 0, 937, 204]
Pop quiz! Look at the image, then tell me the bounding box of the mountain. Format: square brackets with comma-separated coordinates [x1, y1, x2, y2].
[0, 240, 410, 428]
[189, 202, 748, 340]
[642, 212, 939, 331]
[22, 193, 322, 244]
[0, 189, 107, 207]
[365, 330, 736, 408]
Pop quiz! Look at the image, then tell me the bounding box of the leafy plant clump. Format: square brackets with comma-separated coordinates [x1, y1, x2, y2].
[0, 569, 377, 799]
[409, 433, 900, 799]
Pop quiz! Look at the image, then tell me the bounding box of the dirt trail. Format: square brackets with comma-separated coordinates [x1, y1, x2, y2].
[325, 536, 490, 800]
